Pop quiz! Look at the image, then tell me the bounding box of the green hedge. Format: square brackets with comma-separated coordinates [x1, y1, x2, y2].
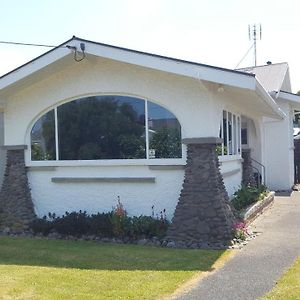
[232, 185, 268, 211]
[30, 210, 169, 239]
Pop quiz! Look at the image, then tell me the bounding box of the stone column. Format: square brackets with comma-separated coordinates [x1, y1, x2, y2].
[242, 149, 256, 186]
[167, 138, 235, 248]
[0, 146, 36, 232]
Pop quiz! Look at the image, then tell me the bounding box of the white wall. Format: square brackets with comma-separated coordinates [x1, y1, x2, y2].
[5, 57, 224, 146]
[28, 165, 185, 219]
[263, 100, 294, 190]
[219, 157, 243, 198]
[3, 56, 256, 217]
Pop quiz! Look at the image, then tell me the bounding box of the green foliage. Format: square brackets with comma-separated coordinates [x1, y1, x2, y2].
[58, 97, 146, 160]
[0, 236, 229, 299]
[233, 222, 248, 241]
[31, 209, 169, 239]
[216, 145, 227, 155]
[30, 216, 53, 236]
[31, 110, 56, 160]
[149, 127, 181, 158]
[231, 185, 268, 211]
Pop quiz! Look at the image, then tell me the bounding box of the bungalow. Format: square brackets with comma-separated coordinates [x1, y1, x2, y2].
[0, 36, 299, 244]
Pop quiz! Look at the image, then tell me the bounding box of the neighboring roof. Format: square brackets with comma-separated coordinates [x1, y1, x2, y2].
[278, 90, 300, 110]
[238, 62, 291, 93]
[0, 36, 285, 119]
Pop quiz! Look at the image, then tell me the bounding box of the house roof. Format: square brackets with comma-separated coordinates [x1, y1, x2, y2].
[0, 36, 285, 119]
[238, 62, 291, 93]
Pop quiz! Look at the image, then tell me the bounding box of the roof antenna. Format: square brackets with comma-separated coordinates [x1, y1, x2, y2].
[248, 24, 262, 66]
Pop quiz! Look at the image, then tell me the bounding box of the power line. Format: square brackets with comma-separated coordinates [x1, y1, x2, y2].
[0, 40, 66, 48]
[235, 43, 254, 69]
[0, 39, 86, 62]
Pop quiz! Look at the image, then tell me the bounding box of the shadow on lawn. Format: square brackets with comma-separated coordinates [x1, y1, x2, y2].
[0, 236, 225, 271]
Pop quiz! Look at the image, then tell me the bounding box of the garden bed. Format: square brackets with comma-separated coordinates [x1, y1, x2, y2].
[239, 191, 275, 224]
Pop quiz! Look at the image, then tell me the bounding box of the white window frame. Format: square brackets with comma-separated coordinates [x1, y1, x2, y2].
[219, 110, 241, 158]
[28, 97, 184, 165]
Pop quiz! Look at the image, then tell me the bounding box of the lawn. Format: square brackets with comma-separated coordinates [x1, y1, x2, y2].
[262, 257, 300, 300]
[0, 236, 230, 299]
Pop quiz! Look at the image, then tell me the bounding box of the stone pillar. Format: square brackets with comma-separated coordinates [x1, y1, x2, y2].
[167, 138, 235, 248]
[0, 146, 36, 232]
[242, 149, 255, 186]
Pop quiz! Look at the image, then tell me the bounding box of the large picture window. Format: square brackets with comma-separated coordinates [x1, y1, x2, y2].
[30, 96, 182, 161]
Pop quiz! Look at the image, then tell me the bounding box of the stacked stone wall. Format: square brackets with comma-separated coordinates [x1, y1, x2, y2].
[167, 140, 235, 247]
[242, 149, 256, 186]
[0, 149, 36, 232]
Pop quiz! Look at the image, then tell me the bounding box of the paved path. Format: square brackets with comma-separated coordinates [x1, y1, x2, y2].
[176, 191, 300, 300]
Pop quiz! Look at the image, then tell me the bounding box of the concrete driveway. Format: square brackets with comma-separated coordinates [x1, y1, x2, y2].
[175, 191, 300, 300]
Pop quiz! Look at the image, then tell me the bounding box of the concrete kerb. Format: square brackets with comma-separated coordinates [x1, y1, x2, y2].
[240, 191, 275, 225]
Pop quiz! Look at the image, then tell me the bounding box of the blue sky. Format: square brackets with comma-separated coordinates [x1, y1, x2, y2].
[1, 0, 300, 91]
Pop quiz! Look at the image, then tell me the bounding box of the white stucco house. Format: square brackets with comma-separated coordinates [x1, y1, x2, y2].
[0, 36, 299, 242]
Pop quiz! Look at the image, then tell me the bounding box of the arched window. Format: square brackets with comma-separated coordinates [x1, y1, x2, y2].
[30, 96, 182, 161]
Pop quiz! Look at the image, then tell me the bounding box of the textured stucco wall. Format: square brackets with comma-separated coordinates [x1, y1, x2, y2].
[4, 56, 247, 217]
[264, 100, 294, 190]
[5, 57, 224, 147]
[28, 165, 185, 219]
[219, 158, 243, 197]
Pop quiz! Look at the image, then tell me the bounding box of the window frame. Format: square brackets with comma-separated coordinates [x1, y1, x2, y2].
[219, 110, 241, 158]
[28, 95, 184, 165]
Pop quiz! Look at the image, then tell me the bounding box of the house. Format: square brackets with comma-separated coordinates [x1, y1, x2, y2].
[0, 36, 299, 244]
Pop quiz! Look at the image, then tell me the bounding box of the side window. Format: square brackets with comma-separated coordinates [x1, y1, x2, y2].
[219, 110, 241, 157]
[31, 110, 56, 161]
[148, 101, 181, 159]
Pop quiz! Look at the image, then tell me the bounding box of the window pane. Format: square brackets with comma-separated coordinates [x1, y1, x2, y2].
[241, 122, 248, 145]
[31, 110, 56, 160]
[233, 114, 237, 155]
[223, 111, 228, 155]
[148, 102, 182, 158]
[238, 117, 241, 154]
[57, 96, 146, 160]
[228, 112, 233, 155]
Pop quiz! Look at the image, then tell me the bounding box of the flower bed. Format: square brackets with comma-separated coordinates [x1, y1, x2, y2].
[30, 198, 169, 242]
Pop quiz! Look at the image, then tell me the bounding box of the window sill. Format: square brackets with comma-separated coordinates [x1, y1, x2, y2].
[26, 158, 186, 168]
[51, 177, 156, 183]
[218, 155, 243, 163]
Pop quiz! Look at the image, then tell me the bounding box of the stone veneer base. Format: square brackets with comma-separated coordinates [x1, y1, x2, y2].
[0, 149, 36, 232]
[166, 142, 236, 247]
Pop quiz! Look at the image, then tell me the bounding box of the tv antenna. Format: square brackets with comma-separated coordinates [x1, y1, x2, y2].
[248, 24, 262, 66]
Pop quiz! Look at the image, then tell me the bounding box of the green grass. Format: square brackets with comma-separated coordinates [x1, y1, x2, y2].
[0, 236, 230, 299]
[262, 257, 300, 300]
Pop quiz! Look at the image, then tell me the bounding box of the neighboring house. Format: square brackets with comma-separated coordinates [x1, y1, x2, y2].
[0, 36, 299, 244]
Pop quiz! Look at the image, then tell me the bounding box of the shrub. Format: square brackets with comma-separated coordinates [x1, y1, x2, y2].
[29, 201, 170, 240]
[233, 222, 248, 241]
[31, 216, 53, 236]
[232, 185, 268, 211]
[110, 197, 132, 237]
[52, 211, 90, 236]
[89, 213, 113, 237]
